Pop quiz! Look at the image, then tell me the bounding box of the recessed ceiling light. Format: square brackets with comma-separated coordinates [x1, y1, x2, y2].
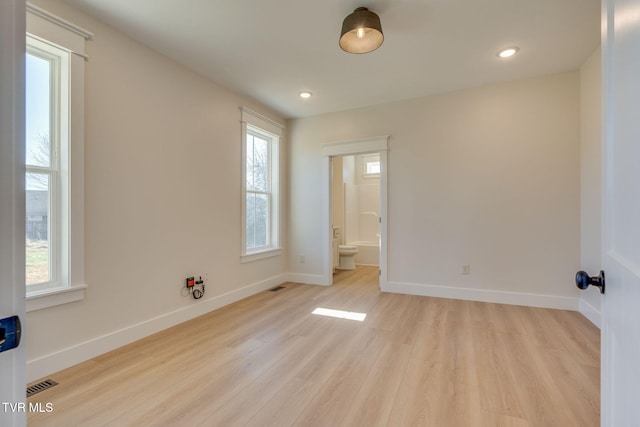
[299, 91, 312, 99]
[498, 47, 519, 58]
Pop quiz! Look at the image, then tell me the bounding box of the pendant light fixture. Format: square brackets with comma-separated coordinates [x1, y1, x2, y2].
[339, 7, 384, 54]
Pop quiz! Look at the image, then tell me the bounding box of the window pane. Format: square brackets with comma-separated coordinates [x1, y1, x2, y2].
[26, 53, 51, 168]
[26, 173, 50, 285]
[366, 161, 380, 174]
[246, 134, 254, 190]
[247, 133, 268, 192]
[246, 192, 268, 249]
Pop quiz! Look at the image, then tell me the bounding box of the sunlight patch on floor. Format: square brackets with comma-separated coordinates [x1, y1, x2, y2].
[312, 307, 367, 321]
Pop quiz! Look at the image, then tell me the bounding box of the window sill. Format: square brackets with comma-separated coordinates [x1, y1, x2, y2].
[241, 248, 282, 263]
[26, 284, 87, 312]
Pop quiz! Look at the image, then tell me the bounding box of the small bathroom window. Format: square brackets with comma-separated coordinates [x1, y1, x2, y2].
[362, 154, 380, 178]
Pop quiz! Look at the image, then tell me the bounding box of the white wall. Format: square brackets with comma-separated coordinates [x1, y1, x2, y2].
[579, 48, 602, 326]
[343, 154, 380, 245]
[288, 72, 582, 308]
[26, 0, 287, 381]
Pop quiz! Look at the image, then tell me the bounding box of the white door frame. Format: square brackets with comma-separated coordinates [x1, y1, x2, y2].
[321, 136, 388, 287]
[0, 0, 27, 425]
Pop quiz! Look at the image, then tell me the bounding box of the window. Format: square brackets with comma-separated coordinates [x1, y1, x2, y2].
[25, 4, 90, 310]
[241, 108, 283, 261]
[362, 153, 381, 178]
[26, 38, 67, 291]
[245, 128, 272, 250]
[366, 160, 381, 175]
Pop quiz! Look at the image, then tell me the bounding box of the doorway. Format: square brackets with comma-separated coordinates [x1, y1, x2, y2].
[321, 136, 388, 287]
[331, 154, 381, 275]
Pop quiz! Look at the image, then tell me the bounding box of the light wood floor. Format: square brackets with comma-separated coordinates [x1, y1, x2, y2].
[28, 266, 600, 426]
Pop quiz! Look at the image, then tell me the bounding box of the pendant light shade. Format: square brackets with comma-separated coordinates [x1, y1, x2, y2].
[339, 7, 384, 54]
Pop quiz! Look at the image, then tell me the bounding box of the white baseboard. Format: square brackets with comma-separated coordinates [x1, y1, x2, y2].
[27, 273, 288, 382]
[285, 272, 330, 286]
[578, 298, 601, 329]
[383, 281, 579, 311]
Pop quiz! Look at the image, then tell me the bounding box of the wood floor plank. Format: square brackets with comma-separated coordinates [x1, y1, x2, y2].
[27, 265, 600, 426]
[387, 356, 482, 426]
[340, 341, 413, 427]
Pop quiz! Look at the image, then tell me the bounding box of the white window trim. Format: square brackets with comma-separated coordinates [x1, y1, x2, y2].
[240, 107, 284, 262]
[240, 249, 283, 264]
[26, 5, 90, 311]
[26, 284, 88, 312]
[244, 125, 277, 253]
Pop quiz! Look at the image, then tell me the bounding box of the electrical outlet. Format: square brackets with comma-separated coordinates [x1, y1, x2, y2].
[462, 264, 471, 275]
[299, 255, 305, 264]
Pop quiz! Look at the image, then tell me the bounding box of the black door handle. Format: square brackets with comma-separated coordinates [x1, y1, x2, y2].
[575, 270, 605, 294]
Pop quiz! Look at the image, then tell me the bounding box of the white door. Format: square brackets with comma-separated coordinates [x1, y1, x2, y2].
[601, 0, 640, 425]
[0, 0, 27, 425]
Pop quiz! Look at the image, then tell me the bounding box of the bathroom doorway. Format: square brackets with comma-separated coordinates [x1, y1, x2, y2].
[332, 154, 381, 271]
[321, 136, 388, 287]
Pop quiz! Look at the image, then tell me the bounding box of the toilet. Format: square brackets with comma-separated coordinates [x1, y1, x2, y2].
[332, 226, 359, 271]
[338, 245, 359, 270]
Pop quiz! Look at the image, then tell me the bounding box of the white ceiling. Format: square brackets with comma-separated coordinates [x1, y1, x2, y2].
[64, 0, 600, 119]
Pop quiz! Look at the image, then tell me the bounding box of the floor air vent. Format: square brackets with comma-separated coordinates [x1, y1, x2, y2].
[27, 379, 58, 397]
[270, 286, 286, 292]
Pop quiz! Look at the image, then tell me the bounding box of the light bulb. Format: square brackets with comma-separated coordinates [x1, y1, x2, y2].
[356, 27, 365, 39]
[498, 47, 519, 58]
